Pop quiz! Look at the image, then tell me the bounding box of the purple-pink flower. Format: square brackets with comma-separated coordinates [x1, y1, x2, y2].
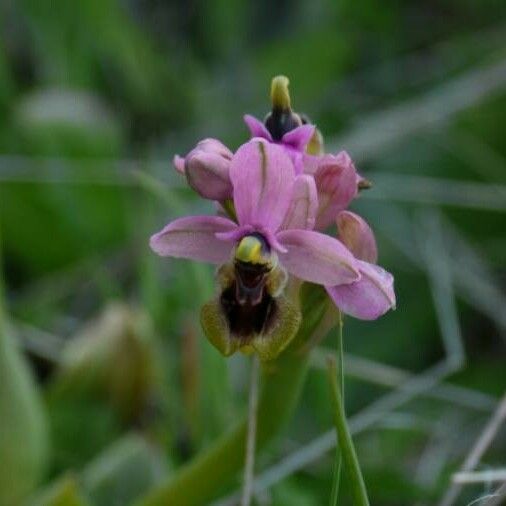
[152, 139, 396, 324]
[151, 75, 395, 358]
[151, 139, 360, 288]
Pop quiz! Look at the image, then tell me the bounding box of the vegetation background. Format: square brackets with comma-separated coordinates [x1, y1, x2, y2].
[0, 0, 505, 505]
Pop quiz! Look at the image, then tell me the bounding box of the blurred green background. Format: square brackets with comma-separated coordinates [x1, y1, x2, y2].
[0, 0, 505, 505]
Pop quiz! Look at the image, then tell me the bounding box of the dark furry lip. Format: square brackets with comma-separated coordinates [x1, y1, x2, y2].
[220, 281, 277, 342]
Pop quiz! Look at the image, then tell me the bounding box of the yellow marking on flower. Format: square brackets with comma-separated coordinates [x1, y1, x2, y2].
[306, 127, 324, 155]
[235, 236, 264, 264]
[270, 75, 291, 110]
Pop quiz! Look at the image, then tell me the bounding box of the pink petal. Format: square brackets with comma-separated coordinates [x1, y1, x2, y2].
[281, 174, 318, 230]
[173, 139, 232, 177]
[326, 260, 395, 320]
[276, 229, 360, 285]
[314, 153, 358, 230]
[282, 124, 316, 151]
[173, 155, 185, 174]
[302, 153, 321, 175]
[243, 114, 272, 141]
[185, 151, 233, 200]
[230, 139, 295, 232]
[150, 215, 237, 264]
[336, 211, 378, 263]
[280, 147, 305, 175]
[192, 138, 233, 159]
[334, 150, 356, 170]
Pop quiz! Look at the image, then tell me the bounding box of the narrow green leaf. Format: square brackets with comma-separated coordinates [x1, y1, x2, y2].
[0, 225, 49, 505]
[327, 353, 370, 506]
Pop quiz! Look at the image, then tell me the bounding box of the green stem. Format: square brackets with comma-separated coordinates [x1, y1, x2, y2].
[0, 223, 5, 331]
[327, 354, 370, 506]
[329, 312, 343, 506]
[240, 356, 260, 506]
[136, 284, 332, 506]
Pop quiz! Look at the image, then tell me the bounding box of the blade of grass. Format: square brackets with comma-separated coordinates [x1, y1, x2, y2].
[327, 58, 506, 162]
[327, 354, 370, 506]
[311, 348, 496, 412]
[482, 481, 506, 506]
[439, 393, 506, 506]
[418, 210, 465, 366]
[367, 174, 506, 211]
[225, 360, 459, 503]
[453, 469, 506, 484]
[0, 218, 49, 504]
[372, 205, 506, 332]
[329, 312, 343, 506]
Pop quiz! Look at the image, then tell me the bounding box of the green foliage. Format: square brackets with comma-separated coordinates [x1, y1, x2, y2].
[0, 326, 49, 505]
[29, 474, 89, 506]
[0, 237, 49, 505]
[29, 435, 167, 506]
[81, 435, 167, 506]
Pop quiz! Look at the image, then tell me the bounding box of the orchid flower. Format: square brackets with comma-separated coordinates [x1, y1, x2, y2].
[153, 139, 360, 284]
[151, 139, 361, 359]
[151, 76, 396, 360]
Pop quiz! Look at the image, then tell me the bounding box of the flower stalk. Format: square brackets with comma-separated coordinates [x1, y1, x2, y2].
[240, 355, 260, 506]
[327, 352, 370, 506]
[329, 311, 344, 505]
